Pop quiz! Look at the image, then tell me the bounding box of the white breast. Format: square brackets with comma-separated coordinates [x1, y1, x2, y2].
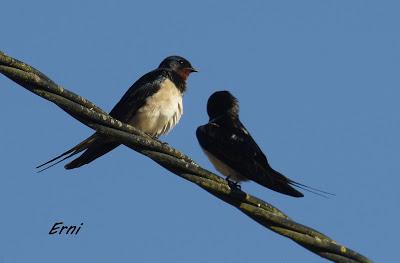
[130, 79, 183, 137]
[203, 149, 248, 182]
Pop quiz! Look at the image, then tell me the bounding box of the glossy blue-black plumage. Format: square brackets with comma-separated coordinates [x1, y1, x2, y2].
[196, 91, 304, 197]
[37, 56, 195, 171]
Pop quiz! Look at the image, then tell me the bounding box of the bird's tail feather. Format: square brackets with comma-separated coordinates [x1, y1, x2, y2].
[64, 141, 119, 169]
[288, 180, 335, 198]
[36, 135, 97, 172]
[269, 177, 304, 197]
[268, 169, 335, 198]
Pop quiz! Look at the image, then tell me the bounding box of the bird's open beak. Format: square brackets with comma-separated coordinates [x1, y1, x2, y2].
[189, 67, 198, 73]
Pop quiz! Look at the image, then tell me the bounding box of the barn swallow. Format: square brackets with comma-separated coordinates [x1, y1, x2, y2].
[37, 56, 197, 171]
[196, 91, 332, 198]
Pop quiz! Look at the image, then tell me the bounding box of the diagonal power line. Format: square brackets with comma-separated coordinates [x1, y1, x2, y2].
[0, 51, 372, 263]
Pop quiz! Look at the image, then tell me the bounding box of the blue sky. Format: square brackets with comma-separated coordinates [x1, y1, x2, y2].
[0, 1, 398, 262]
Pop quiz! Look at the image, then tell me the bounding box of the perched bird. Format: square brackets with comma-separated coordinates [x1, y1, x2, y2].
[37, 56, 197, 171]
[196, 91, 331, 197]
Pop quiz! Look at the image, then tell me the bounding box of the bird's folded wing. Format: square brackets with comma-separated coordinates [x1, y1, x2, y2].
[109, 69, 168, 122]
[196, 122, 273, 182]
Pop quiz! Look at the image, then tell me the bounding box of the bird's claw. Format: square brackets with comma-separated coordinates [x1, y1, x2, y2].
[149, 135, 168, 146]
[226, 177, 241, 190]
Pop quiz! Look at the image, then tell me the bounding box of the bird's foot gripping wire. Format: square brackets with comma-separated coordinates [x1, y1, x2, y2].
[149, 135, 169, 146]
[226, 177, 241, 190]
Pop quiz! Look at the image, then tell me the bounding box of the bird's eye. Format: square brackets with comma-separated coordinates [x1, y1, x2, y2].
[179, 60, 184, 64]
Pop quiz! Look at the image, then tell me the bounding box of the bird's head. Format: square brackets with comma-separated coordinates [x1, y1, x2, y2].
[207, 90, 239, 120]
[159, 56, 198, 80]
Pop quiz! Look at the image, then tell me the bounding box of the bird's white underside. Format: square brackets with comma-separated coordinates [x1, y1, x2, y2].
[202, 149, 248, 182]
[130, 78, 183, 137]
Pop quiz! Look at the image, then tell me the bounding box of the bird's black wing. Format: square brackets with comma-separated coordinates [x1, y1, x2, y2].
[196, 120, 304, 197]
[37, 69, 170, 171]
[109, 68, 169, 122]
